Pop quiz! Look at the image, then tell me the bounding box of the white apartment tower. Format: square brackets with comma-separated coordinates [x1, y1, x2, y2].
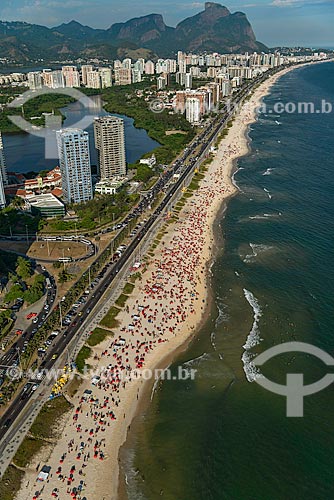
[0, 132, 8, 186]
[185, 73, 193, 89]
[0, 170, 5, 209]
[56, 129, 93, 204]
[50, 71, 65, 89]
[99, 68, 112, 88]
[94, 116, 126, 179]
[28, 72, 43, 90]
[186, 97, 201, 124]
[132, 69, 142, 83]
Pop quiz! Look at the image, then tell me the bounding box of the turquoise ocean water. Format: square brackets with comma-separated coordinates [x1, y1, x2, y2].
[123, 61, 334, 500]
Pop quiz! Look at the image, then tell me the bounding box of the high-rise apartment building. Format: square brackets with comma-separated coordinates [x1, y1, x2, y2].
[134, 59, 145, 73]
[185, 73, 193, 89]
[145, 61, 155, 75]
[81, 65, 94, 86]
[0, 170, 5, 209]
[122, 58, 132, 69]
[186, 97, 201, 124]
[62, 66, 80, 88]
[50, 70, 65, 89]
[0, 132, 8, 187]
[176, 72, 186, 86]
[113, 60, 122, 70]
[114, 68, 132, 86]
[86, 71, 101, 89]
[99, 68, 112, 88]
[157, 76, 167, 90]
[0, 132, 7, 209]
[41, 69, 52, 87]
[165, 59, 177, 73]
[56, 129, 93, 204]
[28, 71, 43, 90]
[94, 116, 126, 179]
[132, 69, 142, 83]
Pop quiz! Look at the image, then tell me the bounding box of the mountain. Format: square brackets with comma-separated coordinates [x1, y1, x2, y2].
[53, 20, 104, 40]
[102, 3, 267, 55]
[106, 14, 173, 45]
[173, 3, 267, 54]
[0, 3, 267, 63]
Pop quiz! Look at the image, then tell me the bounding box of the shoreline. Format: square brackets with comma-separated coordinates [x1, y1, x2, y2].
[12, 62, 317, 500]
[117, 193, 229, 500]
[115, 62, 311, 499]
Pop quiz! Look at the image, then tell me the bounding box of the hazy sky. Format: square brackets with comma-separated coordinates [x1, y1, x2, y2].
[0, 0, 333, 47]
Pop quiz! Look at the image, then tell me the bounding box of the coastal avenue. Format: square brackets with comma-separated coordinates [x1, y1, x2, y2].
[0, 66, 279, 471]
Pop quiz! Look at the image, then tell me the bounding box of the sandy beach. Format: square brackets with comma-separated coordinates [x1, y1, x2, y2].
[13, 64, 302, 500]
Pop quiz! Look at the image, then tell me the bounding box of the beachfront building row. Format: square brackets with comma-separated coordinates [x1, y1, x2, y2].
[2, 51, 327, 91]
[28, 66, 113, 90]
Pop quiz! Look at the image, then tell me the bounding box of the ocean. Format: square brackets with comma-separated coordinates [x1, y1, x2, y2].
[122, 61, 334, 500]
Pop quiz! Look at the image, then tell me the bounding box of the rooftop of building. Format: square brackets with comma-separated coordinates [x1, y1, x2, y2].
[26, 193, 64, 208]
[95, 176, 127, 187]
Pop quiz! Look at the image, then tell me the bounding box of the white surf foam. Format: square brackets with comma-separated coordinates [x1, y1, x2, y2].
[215, 301, 229, 327]
[249, 215, 269, 220]
[262, 168, 274, 176]
[241, 289, 263, 382]
[232, 167, 244, 190]
[210, 332, 217, 351]
[183, 352, 210, 367]
[243, 243, 274, 263]
[263, 187, 272, 199]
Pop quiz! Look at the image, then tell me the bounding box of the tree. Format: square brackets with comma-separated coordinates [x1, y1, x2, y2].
[4, 283, 24, 303]
[23, 274, 45, 305]
[16, 257, 33, 280]
[58, 269, 73, 284]
[11, 196, 25, 208]
[0, 310, 11, 331]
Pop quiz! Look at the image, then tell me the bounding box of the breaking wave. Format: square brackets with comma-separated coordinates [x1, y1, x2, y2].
[242, 289, 263, 382]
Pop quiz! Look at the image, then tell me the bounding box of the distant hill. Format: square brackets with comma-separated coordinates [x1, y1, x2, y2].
[0, 3, 267, 63]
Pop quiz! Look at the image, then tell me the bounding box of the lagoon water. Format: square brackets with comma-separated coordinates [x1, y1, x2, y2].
[123, 62, 334, 500]
[2, 96, 159, 173]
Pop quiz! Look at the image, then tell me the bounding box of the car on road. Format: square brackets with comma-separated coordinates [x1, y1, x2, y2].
[52, 353, 58, 360]
[15, 329, 23, 335]
[2, 418, 12, 428]
[26, 312, 37, 320]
